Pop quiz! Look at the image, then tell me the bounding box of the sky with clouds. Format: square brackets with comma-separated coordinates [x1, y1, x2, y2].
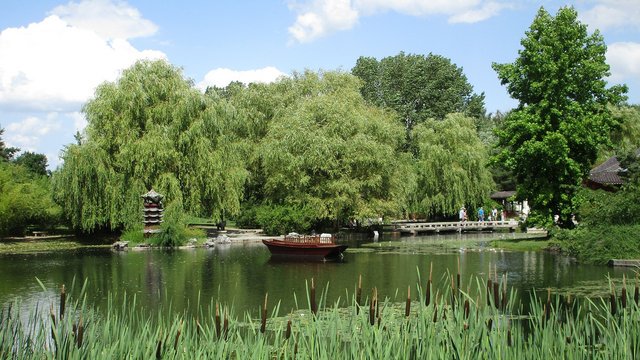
[0, 0, 638, 169]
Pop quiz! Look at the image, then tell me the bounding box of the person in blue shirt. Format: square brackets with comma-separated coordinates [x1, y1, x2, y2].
[478, 207, 485, 222]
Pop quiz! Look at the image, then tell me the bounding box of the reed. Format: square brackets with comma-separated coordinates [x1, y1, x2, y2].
[2, 271, 639, 359]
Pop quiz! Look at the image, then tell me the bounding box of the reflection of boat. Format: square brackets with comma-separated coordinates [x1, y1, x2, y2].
[262, 233, 347, 260]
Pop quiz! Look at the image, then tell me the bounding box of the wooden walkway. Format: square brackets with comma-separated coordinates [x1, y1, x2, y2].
[392, 220, 518, 235]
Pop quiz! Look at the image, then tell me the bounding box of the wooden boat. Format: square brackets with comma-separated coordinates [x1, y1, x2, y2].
[262, 233, 347, 260]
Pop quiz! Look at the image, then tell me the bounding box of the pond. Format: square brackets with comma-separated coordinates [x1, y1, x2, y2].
[0, 232, 634, 318]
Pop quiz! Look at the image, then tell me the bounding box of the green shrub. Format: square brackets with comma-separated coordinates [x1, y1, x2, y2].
[154, 201, 188, 247]
[255, 204, 315, 235]
[120, 228, 145, 244]
[234, 204, 260, 229]
[552, 225, 640, 264]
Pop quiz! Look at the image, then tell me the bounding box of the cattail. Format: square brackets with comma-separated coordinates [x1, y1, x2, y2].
[59, 285, 66, 319]
[310, 278, 317, 315]
[635, 275, 639, 305]
[223, 309, 229, 340]
[215, 302, 221, 339]
[369, 288, 376, 326]
[356, 274, 362, 310]
[487, 263, 493, 307]
[375, 289, 380, 320]
[432, 298, 438, 323]
[456, 257, 461, 298]
[426, 262, 432, 306]
[501, 274, 508, 311]
[174, 320, 183, 351]
[544, 288, 552, 321]
[621, 275, 627, 309]
[156, 331, 163, 360]
[493, 280, 500, 310]
[487, 317, 493, 331]
[285, 318, 292, 340]
[507, 320, 512, 347]
[464, 299, 470, 319]
[610, 283, 617, 316]
[196, 319, 204, 338]
[261, 293, 268, 333]
[405, 286, 411, 317]
[451, 277, 456, 312]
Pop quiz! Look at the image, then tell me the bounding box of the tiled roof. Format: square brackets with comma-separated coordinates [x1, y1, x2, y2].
[588, 156, 624, 185]
[490, 190, 517, 199]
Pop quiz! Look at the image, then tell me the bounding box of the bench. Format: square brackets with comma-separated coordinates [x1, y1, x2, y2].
[32, 231, 48, 237]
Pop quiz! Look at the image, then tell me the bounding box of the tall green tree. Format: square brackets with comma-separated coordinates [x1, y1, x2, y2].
[409, 113, 494, 218]
[0, 162, 61, 236]
[0, 127, 18, 161]
[14, 151, 48, 176]
[257, 71, 411, 231]
[492, 6, 627, 228]
[352, 52, 486, 133]
[53, 60, 247, 233]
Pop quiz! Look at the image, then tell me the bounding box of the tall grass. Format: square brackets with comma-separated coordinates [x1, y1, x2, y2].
[1, 269, 639, 359]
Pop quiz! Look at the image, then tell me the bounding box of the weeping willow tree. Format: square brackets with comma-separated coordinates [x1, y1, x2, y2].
[257, 71, 411, 230]
[409, 113, 494, 218]
[53, 60, 247, 233]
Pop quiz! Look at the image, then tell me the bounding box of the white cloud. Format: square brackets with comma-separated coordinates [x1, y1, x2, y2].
[69, 111, 88, 132]
[197, 67, 287, 90]
[448, 2, 511, 24]
[289, 0, 359, 43]
[5, 114, 62, 150]
[0, 8, 165, 112]
[50, 0, 158, 40]
[581, 0, 640, 31]
[607, 42, 640, 82]
[288, 0, 508, 43]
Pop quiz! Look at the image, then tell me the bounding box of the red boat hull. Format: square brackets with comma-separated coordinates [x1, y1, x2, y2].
[262, 239, 347, 259]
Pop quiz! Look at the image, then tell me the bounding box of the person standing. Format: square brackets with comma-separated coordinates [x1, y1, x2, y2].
[491, 207, 498, 222]
[478, 207, 485, 222]
[459, 207, 465, 222]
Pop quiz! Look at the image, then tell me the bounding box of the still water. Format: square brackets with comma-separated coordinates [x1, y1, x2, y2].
[0, 233, 634, 317]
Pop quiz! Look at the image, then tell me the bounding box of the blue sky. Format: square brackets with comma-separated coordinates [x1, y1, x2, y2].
[1, 0, 638, 169]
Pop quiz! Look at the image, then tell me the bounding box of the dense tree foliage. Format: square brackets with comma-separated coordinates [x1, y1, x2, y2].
[408, 113, 494, 218]
[53, 60, 247, 232]
[0, 127, 18, 161]
[0, 162, 61, 236]
[352, 52, 486, 133]
[607, 105, 640, 158]
[14, 151, 48, 176]
[252, 71, 411, 232]
[492, 6, 627, 228]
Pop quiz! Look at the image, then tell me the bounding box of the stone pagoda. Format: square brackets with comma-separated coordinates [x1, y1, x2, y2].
[141, 189, 164, 236]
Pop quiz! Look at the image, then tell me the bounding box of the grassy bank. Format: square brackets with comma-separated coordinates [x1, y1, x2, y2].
[552, 224, 640, 264]
[0, 237, 110, 255]
[2, 272, 639, 359]
[490, 238, 551, 251]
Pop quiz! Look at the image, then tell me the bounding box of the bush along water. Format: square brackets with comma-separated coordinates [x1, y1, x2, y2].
[2, 267, 640, 359]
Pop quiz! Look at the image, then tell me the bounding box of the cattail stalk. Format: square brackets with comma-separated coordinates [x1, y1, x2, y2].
[59, 285, 66, 319]
[261, 293, 268, 333]
[285, 317, 292, 340]
[310, 278, 317, 315]
[405, 286, 411, 317]
[356, 274, 362, 314]
[174, 320, 182, 351]
[610, 283, 617, 316]
[425, 262, 432, 306]
[369, 288, 376, 326]
[501, 274, 508, 311]
[621, 275, 627, 309]
[487, 263, 493, 307]
[456, 257, 461, 299]
[215, 302, 221, 339]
